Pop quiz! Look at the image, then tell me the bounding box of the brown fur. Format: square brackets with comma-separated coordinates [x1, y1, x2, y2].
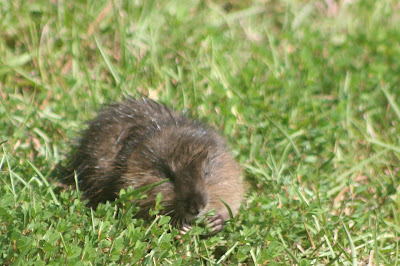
[63, 98, 244, 227]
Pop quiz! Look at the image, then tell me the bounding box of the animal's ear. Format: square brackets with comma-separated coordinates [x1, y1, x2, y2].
[202, 148, 209, 159]
[201, 157, 212, 180]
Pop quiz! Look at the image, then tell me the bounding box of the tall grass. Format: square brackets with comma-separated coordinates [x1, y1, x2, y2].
[1, 0, 399, 264]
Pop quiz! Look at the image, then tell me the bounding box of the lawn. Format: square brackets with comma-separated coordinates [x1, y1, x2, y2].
[1, 0, 400, 264]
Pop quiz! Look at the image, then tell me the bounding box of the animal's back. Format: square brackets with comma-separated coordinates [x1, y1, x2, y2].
[64, 99, 206, 206]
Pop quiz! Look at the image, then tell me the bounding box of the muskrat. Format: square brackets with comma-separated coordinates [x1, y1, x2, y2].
[62, 98, 244, 233]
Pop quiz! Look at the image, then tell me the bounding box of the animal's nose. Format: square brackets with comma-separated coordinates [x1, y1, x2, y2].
[185, 196, 205, 216]
[187, 204, 201, 216]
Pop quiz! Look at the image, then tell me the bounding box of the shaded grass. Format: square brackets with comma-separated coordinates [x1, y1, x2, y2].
[1, 0, 400, 264]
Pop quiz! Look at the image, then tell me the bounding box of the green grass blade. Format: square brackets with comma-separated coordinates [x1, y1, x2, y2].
[342, 221, 357, 266]
[381, 85, 400, 122]
[264, 115, 301, 157]
[27, 161, 60, 205]
[94, 35, 121, 85]
[216, 242, 238, 264]
[367, 139, 400, 153]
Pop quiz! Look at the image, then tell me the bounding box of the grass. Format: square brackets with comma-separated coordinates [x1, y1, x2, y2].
[1, 0, 400, 264]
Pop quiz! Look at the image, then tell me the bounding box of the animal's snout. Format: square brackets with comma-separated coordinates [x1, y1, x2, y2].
[187, 201, 202, 216]
[184, 192, 207, 217]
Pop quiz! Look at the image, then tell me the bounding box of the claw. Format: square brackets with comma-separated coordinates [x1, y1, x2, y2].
[206, 214, 224, 234]
[180, 224, 192, 235]
[176, 224, 192, 240]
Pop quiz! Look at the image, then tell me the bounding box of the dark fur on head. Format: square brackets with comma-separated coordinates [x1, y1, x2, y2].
[63, 98, 244, 230]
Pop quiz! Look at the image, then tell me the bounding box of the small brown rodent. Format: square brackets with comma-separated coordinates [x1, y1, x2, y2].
[63, 98, 244, 233]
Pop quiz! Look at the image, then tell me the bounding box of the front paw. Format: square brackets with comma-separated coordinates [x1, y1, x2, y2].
[206, 214, 224, 234]
[176, 224, 192, 240]
[180, 224, 192, 235]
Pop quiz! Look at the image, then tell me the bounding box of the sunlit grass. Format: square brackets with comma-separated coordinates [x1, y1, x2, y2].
[1, 0, 400, 264]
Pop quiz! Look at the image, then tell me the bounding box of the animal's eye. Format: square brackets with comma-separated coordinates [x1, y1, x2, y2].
[204, 170, 209, 178]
